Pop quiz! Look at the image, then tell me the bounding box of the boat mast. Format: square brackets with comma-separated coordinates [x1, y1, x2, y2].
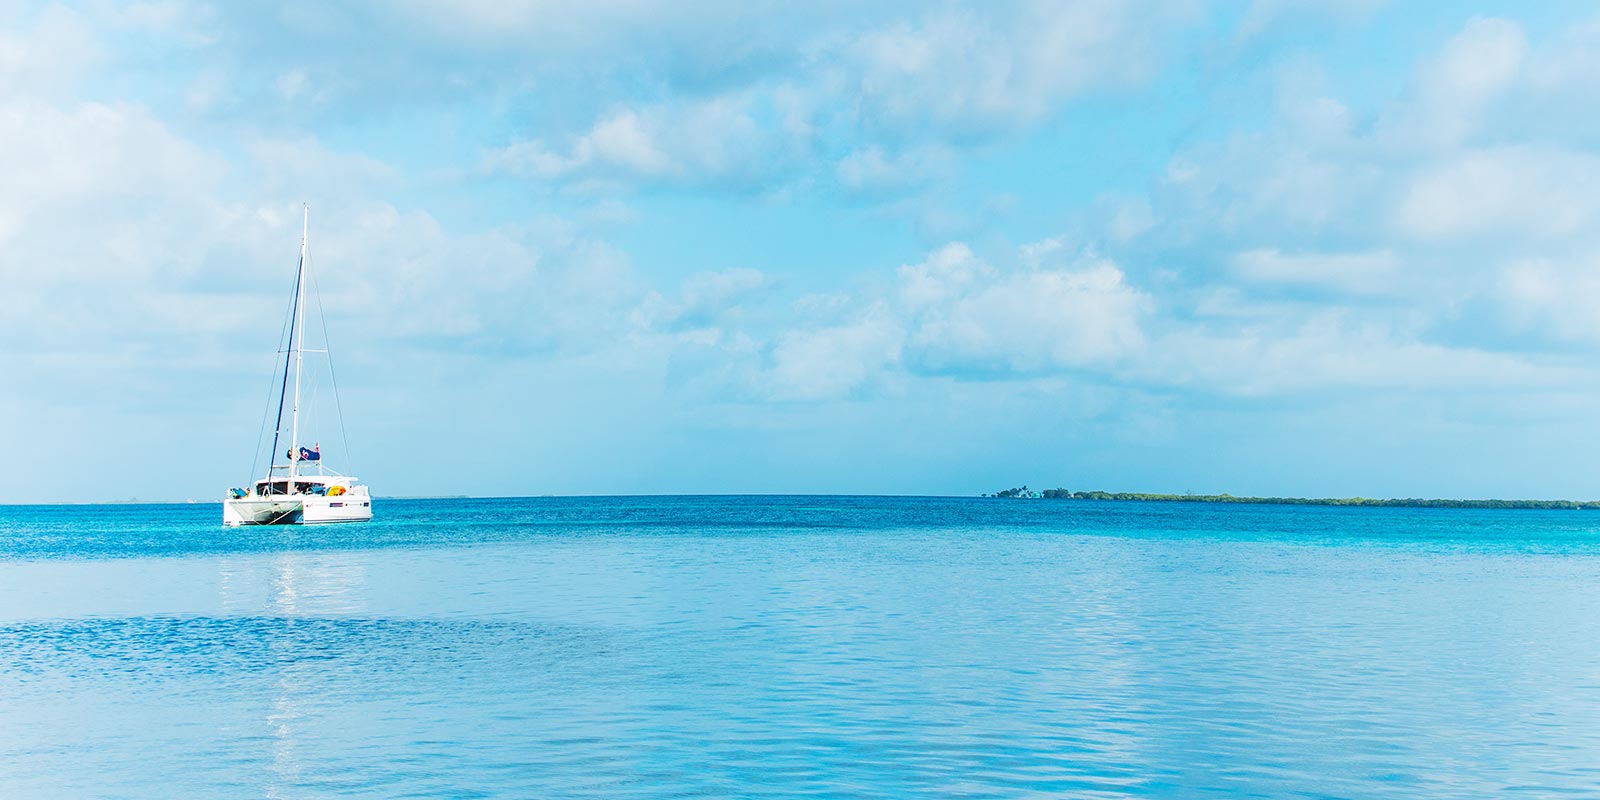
[288, 204, 308, 490]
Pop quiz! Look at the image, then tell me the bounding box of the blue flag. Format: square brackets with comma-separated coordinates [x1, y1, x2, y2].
[299, 446, 320, 461]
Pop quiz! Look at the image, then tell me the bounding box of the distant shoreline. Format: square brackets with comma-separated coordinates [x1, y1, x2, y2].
[984, 488, 1600, 510]
[5, 492, 1597, 510]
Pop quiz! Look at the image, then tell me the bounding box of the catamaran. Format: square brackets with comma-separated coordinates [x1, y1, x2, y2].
[223, 206, 373, 526]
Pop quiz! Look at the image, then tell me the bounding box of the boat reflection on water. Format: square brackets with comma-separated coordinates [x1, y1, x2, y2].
[218, 553, 369, 799]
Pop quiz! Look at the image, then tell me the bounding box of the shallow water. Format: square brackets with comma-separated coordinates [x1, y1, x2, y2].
[3, 496, 1600, 798]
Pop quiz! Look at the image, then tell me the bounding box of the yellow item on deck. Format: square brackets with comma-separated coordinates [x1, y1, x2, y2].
[327, 485, 346, 496]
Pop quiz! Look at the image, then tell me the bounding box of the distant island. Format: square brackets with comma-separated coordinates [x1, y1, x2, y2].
[984, 486, 1600, 510]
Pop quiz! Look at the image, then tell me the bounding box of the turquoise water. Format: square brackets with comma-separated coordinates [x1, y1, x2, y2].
[3, 496, 1600, 797]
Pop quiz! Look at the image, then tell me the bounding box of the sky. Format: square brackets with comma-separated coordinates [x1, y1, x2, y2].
[7, 0, 1600, 502]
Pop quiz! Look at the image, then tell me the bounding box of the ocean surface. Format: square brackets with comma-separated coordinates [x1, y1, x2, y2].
[3, 496, 1600, 798]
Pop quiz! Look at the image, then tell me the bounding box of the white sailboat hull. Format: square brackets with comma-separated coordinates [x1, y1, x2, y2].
[222, 493, 373, 526]
[300, 494, 374, 525]
[222, 498, 303, 526]
[225, 207, 375, 528]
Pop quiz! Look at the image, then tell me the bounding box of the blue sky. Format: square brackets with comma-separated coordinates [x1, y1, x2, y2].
[8, 0, 1600, 502]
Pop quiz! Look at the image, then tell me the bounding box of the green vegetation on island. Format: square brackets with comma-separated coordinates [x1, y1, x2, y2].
[984, 486, 1600, 510]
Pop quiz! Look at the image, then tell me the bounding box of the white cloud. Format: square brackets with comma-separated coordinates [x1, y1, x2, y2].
[1398, 146, 1600, 240]
[1235, 0, 1388, 41]
[276, 69, 308, 101]
[643, 267, 772, 330]
[898, 243, 987, 310]
[1233, 249, 1400, 295]
[13, 3, 1600, 414]
[1422, 18, 1526, 104]
[1106, 199, 1156, 242]
[0, 100, 226, 283]
[1143, 314, 1573, 396]
[382, 0, 749, 50]
[753, 242, 1152, 397]
[477, 1, 1193, 192]
[740, 233, 1558, 401]
[1390, 17, 1526, 147]
[1160, 132, 1384, 236]
[314, 205, 655, 354]
[835, 145, 953, 196]
[485, 95, 792, 187]
[1500, 257, 1600, 344]
[0, 91, 658, 374]
[483, 139, 570, 180]
[848, 1, 1189, 135]
[679, 268, 769, 314]
[107, 0, 221, 44]
[1075, 13, 1600, 390]
[185, 69, 229, 112]
[906, 256, 1150, 374]
[765, 305, 904, 401]
[1524, 16, 1600, 96]
[1151, 18, 1547, 250]
[1140, 10, 1600, 377]
[0, 5, 102, 99]
[245, 136, 400, 197]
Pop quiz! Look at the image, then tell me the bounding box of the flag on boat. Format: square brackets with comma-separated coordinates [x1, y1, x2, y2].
[299, 446, 320, 461]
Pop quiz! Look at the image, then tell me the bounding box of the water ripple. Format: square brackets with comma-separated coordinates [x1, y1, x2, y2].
[1, 500, 1600, 797]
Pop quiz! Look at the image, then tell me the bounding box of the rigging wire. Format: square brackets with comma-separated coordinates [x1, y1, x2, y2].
[266, 248, 306, 488]
[249, 264, 301, 487]
[310, 255, 353, 470]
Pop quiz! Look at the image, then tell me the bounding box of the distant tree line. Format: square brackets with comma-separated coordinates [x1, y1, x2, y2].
[988, 486, 1040, 499]
[984, 488, 1600, 510]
